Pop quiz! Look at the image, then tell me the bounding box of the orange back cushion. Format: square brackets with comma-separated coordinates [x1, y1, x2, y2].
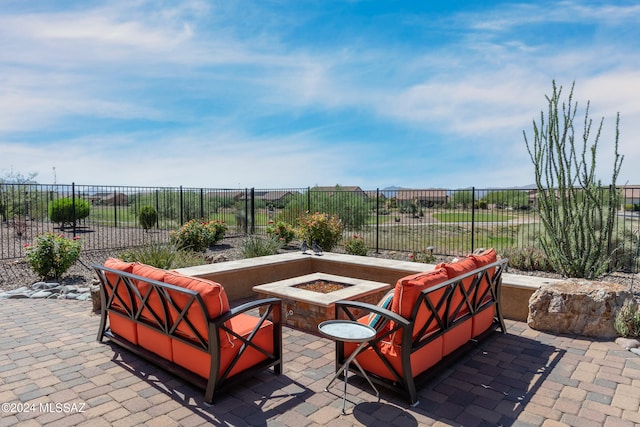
[163, 271, 231, 346]
[131, 263, 168, 324]
[103, 258, 136, 311]
[470, 248, 498, 306]
[436, 257, 478, 320]
[391, 268, 448, 344]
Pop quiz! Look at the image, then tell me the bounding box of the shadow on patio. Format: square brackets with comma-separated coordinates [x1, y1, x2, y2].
[1, 299, 638, 426]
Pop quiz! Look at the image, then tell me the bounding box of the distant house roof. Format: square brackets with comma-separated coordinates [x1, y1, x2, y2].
[206, 190, 245, 200]
[364, 190, 386, 199]
[311, 186, 367, 197]
[395, 189, 448, 202]
[620, 185, 640, 202]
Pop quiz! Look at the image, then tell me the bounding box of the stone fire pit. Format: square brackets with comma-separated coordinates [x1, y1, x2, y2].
[253, 272, 391, 333]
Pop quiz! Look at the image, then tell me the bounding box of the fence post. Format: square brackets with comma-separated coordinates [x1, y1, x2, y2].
[471, 186, 475, 253]
[244, 188, 249, 234]
[179, 186, 184, 225]
[113, 189, 118, 228]
[376, 188, 380, 253]
[200, 188, 204, 219]
[250, 187, 255, 234]
[307, 187, 311, 213]
[155, 190, 159, 229]
[72, 182, 77, 238]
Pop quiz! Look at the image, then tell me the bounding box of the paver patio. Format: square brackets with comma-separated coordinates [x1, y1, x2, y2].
[1, 299, 639, 426]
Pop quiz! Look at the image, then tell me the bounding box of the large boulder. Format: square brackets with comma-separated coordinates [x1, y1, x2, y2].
[528, 279, 634, 338]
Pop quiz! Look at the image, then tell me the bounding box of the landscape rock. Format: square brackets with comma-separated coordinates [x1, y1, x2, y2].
[631, 348, 640, 356]
[30, 290, 53, 299]
[0, 282, 94, 301]
[528, 279, 634, 338]
[615, 337, 640, 350]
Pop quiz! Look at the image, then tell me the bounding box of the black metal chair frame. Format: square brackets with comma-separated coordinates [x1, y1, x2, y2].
[93, 264, 283, 404]
[334, 258, 509, 406]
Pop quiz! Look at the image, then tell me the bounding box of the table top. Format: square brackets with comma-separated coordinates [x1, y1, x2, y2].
[318, 320, 376, 342]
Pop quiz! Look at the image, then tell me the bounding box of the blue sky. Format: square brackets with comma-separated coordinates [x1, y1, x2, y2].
[1, 0, 639, 189]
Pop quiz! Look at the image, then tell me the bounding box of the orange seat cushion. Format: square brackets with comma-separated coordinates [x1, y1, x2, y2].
[171, 313, 274, 380]
[345, 336, 443, 382]
[442, 318, 472, 356]
[108, 311, 138, 344]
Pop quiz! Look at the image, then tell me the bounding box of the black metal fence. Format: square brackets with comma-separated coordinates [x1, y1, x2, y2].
[2, 183, 639, 270]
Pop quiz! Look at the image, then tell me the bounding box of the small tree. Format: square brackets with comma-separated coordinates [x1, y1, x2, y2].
[138, 206, 158, 232]
[48, 197, 91, 229]
[524, 81, 623, 279]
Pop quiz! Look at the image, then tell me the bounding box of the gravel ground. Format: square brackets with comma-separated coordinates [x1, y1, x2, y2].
[2, 236, 639, 295]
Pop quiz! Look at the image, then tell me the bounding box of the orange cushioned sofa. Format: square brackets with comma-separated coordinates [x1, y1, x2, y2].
[333, 249, 508, 405]
[94, 258, 282, 404]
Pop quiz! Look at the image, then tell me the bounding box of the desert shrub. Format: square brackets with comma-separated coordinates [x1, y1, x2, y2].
[138, 206, 158, 231]
[25, 232, 81, 280]
[501, 246, 555, 272]
[344, 234, 368, 256]
[614, 303, 640, 338]
[409, 248, 435, 264]
[266, 220, 296, 245]
[170, 219, 227, 252]
[48, 197, 90, 228]
[120, 243, 205, 269]
[240, 235, 284, 258]
[297, 212, 344, 252]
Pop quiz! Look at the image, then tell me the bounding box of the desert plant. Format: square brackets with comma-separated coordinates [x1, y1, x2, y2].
[48, 197, 91, 229]
[25, 232, 81, 280]
[524, 81, 624, 279]
[298, 212, 344, 252]
[138, 206, 158, 231]
[614, 303, 640, 338]
[501, 246, 555, 272]
[344, 234, 368, 256]
[240, 235, 284, 258]
[409, 247, 435, 264]
[170, 219, 227, 252]
[119, 243, 206, 269]
[266, 220, 296, 245]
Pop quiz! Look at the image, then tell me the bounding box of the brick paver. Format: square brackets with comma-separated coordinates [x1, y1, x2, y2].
[1, 299, 639, 426]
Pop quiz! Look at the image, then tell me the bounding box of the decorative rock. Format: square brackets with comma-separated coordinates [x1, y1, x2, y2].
[30, 290, 53, 299]
[615, 337, 640, 350]
[631, 348, 640, 356]
[32, 282, 60, 290]
[90, 285, 102, 314]
[206, 253, 228, 263]
[528, 279, 634, 338]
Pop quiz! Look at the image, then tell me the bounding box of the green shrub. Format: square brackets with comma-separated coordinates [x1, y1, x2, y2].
[297, 212, 344, 252]
[344, 234, 368, 256]
[119, 243, 205, 269]
[614, 304, 640, 338]
[48, 197, 90, 228]
[240, 235, 283, 258]
[25, 232, 82, 280]
[266, 220, 296, 245]
[170, 219, 227, 252]
[138, 206, 157, 231]
[501, 246, 555, 272]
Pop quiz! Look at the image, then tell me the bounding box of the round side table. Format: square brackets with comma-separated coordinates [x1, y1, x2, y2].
[318, 320, 380, 414]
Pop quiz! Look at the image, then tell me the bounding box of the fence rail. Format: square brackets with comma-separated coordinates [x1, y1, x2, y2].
[1, 183, 639, 271]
